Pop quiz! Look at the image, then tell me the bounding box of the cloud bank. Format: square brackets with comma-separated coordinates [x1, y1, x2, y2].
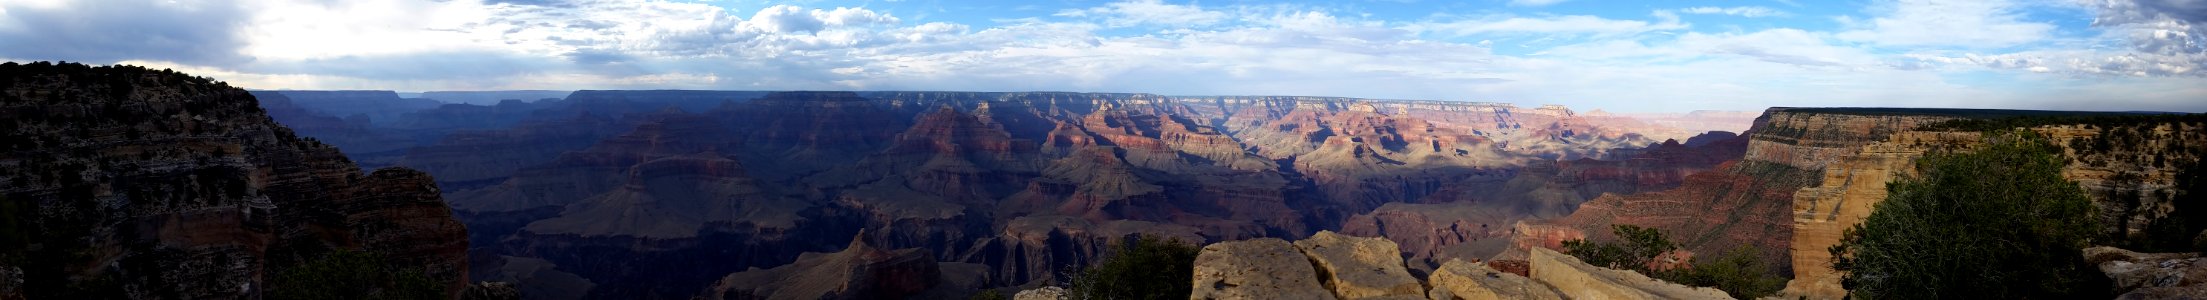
[0, 0, 2200, 112]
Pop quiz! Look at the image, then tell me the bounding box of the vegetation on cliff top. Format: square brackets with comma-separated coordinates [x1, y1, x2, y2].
[267, 250, 445, 300]
[1063, 235, 1198, 300]
[1829, 131, 2106, 299]
[1563, 225, 1785, 299]
[1916, 113, 2206, 132]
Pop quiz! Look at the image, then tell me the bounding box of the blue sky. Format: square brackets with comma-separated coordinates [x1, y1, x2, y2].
[1, 0, 2202, 112]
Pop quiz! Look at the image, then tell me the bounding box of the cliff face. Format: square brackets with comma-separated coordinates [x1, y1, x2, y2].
[0, 62, 467, 298]
[1741, 109, 1962, 170]
[1752, 109, 2205, 300]
[1779, 131, 1980, 298]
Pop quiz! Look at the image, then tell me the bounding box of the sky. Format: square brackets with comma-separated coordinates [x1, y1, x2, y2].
[0, 0, 2202, 112]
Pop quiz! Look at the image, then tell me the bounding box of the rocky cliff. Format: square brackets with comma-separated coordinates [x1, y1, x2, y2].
[1776, 114, 2206, 299]
[0, 62, 469, 298]
[1188, 231, 1724, 300]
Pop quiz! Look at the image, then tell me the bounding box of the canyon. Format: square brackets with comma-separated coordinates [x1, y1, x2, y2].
[10, 62, 2197, 299]
[252, 88, 1753, 298]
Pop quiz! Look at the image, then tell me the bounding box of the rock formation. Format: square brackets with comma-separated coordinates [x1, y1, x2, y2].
[1293, 231, 1426, 299]
[1191, 231, 1724, 300]
[0, 62, 469, 298]
[1191, 238, 1336, 300]
[2085, 246, 2207, 299]
[1527, 247, 1731, 299]
[1427, 258, 1562, 300]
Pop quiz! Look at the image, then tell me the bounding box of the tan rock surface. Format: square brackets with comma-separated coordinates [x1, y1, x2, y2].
[2085, 246, 2207, 299]
[1427, 259, 1562, 300]
[1527, 247, 1731, 300]
[1293, 231, 1425, 299]
[1191, 238, 1337, 300]
[1014, 286, 1067, 300]
[1780, 131, 1978, 299]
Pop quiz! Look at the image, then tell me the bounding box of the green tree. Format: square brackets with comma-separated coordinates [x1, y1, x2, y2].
[1563, 225, 1785, 299]
[1066, 235, 1198, 300]
[266, 250, 444, 300]
[1665, 247, 1785, 299]
[1829, 131, 2105, 299]
[1561, 224, 1676, 272]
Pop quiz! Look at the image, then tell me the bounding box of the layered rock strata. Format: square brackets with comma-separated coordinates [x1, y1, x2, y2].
[0, 62, 469, 298]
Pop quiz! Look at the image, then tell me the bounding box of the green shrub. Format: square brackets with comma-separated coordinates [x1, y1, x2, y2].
[1829, 131, 2105, 299]
[1066, 235, 1198, 300]
[1561, 224, 1674, 272]
[266, 250, 444, 300]
[1665, 246, 1785, 299]
[968, 289, 1006, 300]
[1562, 225, 1784, 299]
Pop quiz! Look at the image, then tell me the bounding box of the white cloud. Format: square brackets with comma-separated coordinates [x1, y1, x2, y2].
[1508, 0, 1570, 7]
[1054, 0, 1227, 28]
[2069, 0, 2207, 76]
[1411, 15, 1687, 37]
[1836, 0, 2056, 48]
[1667, 6, 1789, 18]
[1, 0, 2200, 113]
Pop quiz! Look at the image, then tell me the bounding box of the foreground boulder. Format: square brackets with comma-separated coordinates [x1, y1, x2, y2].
[1427, 259, 1562, 300]
[1527, 247, 1730, 300]
[2084, 246, 2207, 299]
[1191, 238, 1336, 300]
[1294, 231, 1426, 299]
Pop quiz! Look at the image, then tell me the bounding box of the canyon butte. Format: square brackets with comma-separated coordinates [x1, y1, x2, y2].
[5, 62, 2203, 300]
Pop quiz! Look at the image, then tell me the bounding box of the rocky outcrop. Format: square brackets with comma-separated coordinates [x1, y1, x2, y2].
[1528, 247, 1731, 299]
[1191, 232, 1722, 300]
[1293, 231, 1425, 299]
[2085, 246, 2207, 299]
[0, 62, 468, 298]
[1427, 258, 1561, 300]
[1013, 286, 1068, 300]
[698, 233, 943, 300]
[1191, 238, 1336, 300]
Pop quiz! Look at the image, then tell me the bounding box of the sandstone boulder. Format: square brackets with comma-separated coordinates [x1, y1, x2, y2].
[1013, 286, 1068, 300]
[1190, 238, 1337, 300]
[1293, 231, 1425, 299]
[1527, 247, 1730, 300]
[1427, 259, 1561, 300]
[2084, 246, 2207, 299]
